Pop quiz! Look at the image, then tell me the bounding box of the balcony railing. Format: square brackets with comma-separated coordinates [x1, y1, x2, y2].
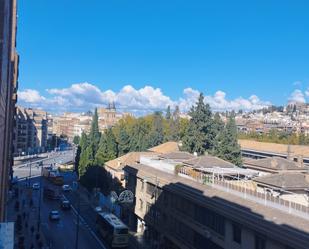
[179, 170, 309, 220]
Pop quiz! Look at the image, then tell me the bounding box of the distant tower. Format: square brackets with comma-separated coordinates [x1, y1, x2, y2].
[111, 101, 116, 111]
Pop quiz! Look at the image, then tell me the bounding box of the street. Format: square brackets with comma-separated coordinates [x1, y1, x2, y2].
[10, 150, 108, 249]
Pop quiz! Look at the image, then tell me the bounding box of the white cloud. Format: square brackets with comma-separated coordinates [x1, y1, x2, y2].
[18, 89, 46, 103]
[305, 88, 309, 97]
[17, 82, 272, 114]
[288, 89, 306, 104]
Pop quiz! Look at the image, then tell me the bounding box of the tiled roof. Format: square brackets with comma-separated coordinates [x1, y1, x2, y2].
[239, 139, 309, 157]
[104, 151, 157, 171]
[184, 155, 235, 168]
[254, 173, 309, 190]
[148, 141, 179, 154]
[245, 157, 306, 171]
[159, 151, 194, 161]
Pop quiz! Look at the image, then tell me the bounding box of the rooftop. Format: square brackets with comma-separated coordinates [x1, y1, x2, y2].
[158, 151, 194, 162]
[245, 157, 307, 172]
[125, 163, 309, 247]
[239, 139, 309, 158]
[105, 151, 157, 171]
[254, 173, 309, 191]
[184, 155, 235, 168]
[148, 141, 180, 154]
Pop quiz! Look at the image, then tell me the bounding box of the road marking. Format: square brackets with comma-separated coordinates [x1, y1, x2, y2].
[62, 194, 107, 249]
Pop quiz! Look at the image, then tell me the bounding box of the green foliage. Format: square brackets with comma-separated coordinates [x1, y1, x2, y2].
[147, 112, 164, 147]
[166, 105, 171, 120]
[117, 124, 131, 156]
[182, 93, 215, 155]
[89, 108, 100, 152]
[213, 115, 242, 166]
[73, 135, 80, 145]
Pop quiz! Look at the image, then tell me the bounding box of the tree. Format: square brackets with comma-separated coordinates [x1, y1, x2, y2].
[129, 119, 150, 151]
[147, 112, 164, 147]
[214, 115, 242, 166]
[73, 135, 80, 145]
[165, 105, 171, 120]
[182, 93, 215, 155]
[79, 145, 94, 176]
[95, 129, 118, 165]
[89, 108, 100, 153]
[118, 125, 130, 156]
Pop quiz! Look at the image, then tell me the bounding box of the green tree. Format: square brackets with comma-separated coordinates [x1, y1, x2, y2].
[147, 112, 164, 147]
[95, 129, 118, 165]
[79, 145, 94, 176]
[166, 105, 171, 120]
[129, 119, 150, 151]
[89, 108, 101, 152]
[182, 93, 215, 155]
[118, 125, 130, 156]
[73, 135, 80, 145]
[214, 115, 242, 166]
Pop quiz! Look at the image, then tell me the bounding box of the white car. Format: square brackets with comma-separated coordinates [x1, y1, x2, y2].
[62, 184, 71, 192]
[49, 210, 60, 220]
[32, 183, 40, 190]
[95, 206, 102, 212]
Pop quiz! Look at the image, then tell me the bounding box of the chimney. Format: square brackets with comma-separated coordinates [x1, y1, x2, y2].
[193, 152, 198, 157]
[117, 159, 121, 167]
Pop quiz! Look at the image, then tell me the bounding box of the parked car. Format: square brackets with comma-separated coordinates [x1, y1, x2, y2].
[62, 184, 71, 192]
[49, 210, 60, 220]
[32, 183, 40, 190]
[61, 200, 71, 210]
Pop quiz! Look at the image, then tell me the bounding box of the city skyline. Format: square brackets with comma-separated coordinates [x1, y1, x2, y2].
[17, 1, 309, 113]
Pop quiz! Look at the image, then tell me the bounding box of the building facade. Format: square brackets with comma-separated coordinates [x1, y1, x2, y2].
[0, 0, 18, 221]
[124, 162, 309, 249]
[14, 107, 48, 155]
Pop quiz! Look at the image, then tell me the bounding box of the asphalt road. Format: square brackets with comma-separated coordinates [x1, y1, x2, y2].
[13, 150, 75, 179]
[13, 150, 107, 249]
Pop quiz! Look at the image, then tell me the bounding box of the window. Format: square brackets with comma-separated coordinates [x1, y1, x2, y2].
[139, 199, 143, 210]
[255, 235, 266, 249]
[194, 232, 224, 249]
[146, 183, 156, 195]
[232, 223, 241, 244]
[141, 180, 144, 191]
[195, 205, 225, 236]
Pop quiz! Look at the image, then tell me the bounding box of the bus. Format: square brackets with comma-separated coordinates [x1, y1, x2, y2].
[96, 212, 129, 248]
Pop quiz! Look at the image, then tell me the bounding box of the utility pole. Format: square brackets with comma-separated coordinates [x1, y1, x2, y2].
[37, 165, 43, 231]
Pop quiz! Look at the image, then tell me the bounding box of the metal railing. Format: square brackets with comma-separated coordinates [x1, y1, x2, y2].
[179, 171, 309, 220]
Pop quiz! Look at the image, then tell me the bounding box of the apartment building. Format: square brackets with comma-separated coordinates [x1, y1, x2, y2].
[124, 158, 309, 249]
[0, 0, 18, 221]
[14, 107, 48, 155]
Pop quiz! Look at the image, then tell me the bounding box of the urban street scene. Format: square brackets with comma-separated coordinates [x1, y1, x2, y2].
[1, 1, 309, 249]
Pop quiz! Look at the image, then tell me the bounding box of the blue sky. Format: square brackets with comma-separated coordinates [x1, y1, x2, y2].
[17, 0, 309, 113]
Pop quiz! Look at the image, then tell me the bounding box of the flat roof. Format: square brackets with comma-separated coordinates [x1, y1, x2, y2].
[125, 163, 309, 237]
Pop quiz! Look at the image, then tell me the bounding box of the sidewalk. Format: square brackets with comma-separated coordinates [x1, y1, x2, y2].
[7, 184, 49, 249]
